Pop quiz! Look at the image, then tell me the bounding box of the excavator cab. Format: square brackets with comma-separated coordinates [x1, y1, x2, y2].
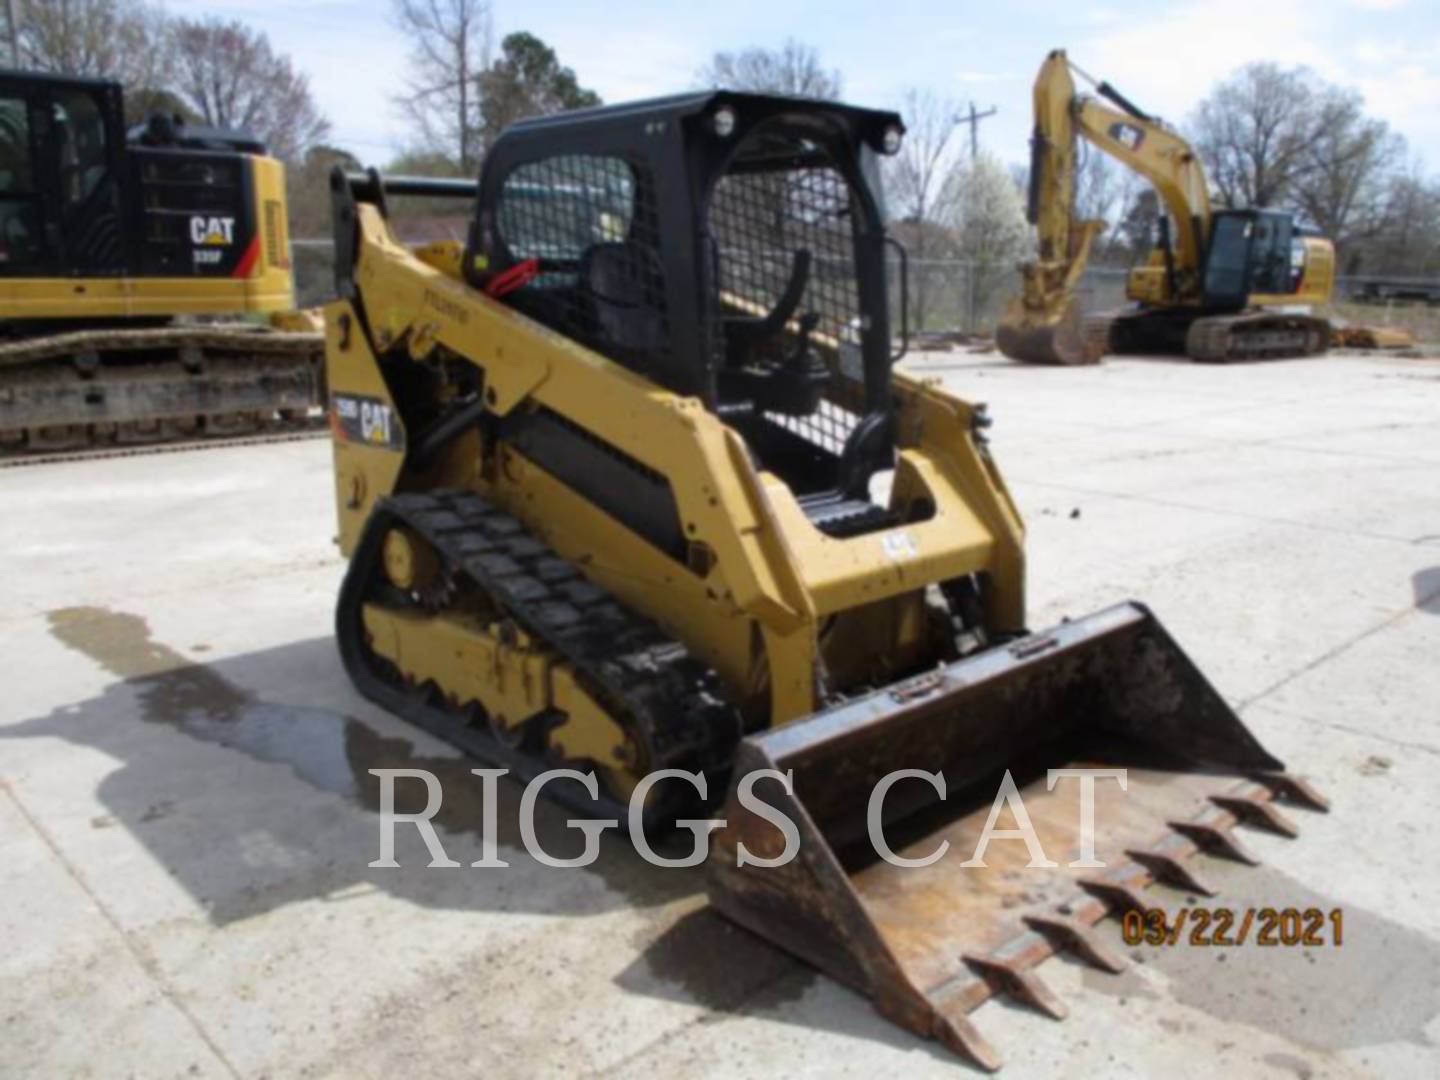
[0, 69, 282, 289]
[1203, 209, 1295, 308]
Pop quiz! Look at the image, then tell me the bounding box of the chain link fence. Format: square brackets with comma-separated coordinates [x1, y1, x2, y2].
[293, 239, 1439, 343]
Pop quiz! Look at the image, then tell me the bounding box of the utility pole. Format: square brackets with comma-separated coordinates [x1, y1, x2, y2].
[958, 101, 997, 159]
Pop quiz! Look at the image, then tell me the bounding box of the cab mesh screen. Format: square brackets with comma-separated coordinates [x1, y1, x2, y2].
[496, 154, 669, 374]
[709, 148, 863, 455]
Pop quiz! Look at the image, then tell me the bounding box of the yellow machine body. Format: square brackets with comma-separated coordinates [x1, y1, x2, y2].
[326, 92, 1326, 1070]
[329, 208, 1026, 726]
[0, 154, 295, 321]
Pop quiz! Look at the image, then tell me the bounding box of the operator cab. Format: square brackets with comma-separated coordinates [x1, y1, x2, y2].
[1202, 208, 1298, 309]
[470, 92, 908, 530]
[0, 68, 267, 285]
[0, 70, 123, 275]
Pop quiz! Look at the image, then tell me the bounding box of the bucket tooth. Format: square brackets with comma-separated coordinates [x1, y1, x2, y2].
[1169, 820, 1260, 866]
[1251, 772, 1331, 813]
[1023, 913, 1128, 974]
[932, 1009, 1003, 1073]
[1126, 846, 1217, 896]
[963, 955, 1068, 1020]
[1079, 875, 1151, 917]
[1211, 793, 1300, 838]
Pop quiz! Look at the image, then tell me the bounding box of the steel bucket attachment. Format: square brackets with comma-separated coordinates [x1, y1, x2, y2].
[706, 602, 1327, 1071]
[995, 296, 1102, 366]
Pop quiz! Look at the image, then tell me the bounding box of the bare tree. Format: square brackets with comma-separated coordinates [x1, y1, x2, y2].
[169, 17, 329, 162]
[1292, 86, 1403, 263]
[697, 38, 841, 99]
[886, 89, 963, 328]
[1073, 147, 1114, 224]
[392, 0, 493, 174]
[1190, 62, 1328, 209]
[287, 143, 361, 238]
[1356, 167, 1440, 277]
[5, 0, 173, 118]
[1116, 187, 1162, 265]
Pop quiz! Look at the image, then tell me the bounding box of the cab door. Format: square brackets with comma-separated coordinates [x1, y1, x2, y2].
[0, 81, 53, 275]
[47, 82, 125, 275]
[1201, 212, 1253, 311]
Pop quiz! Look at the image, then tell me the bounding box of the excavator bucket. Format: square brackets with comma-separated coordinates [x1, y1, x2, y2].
[706, 602, 1327, 1071]
[995, 294, 1103, 366]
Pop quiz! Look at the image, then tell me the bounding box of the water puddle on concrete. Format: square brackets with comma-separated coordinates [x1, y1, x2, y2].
[48, 606, 362, 799]
[1084, 861, 1440, 1054]
[41, 605, 695, 909]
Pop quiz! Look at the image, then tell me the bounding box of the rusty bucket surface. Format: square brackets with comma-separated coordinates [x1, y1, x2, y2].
[995, 296, 1102, 366]
[706, 603, 1327, 1071]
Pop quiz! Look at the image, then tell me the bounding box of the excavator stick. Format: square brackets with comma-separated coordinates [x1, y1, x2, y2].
[995, 293, 1103, 366]
[707, 602, 1326, 1071]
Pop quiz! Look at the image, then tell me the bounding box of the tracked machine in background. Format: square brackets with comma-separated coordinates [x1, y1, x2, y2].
[0, 69, 322, 452]
[998, 50, 1335, 365]
[326, 92, 1327, 1069]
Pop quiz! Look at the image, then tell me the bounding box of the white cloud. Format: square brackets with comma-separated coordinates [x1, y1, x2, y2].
[1077, 0, 1328, 124]
[1069, 0, 1440, 163]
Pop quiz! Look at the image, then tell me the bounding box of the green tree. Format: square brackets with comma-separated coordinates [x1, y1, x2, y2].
[476, 32, 601, 149]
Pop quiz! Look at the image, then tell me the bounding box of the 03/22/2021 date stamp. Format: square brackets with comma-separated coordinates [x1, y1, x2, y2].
[1122, 907, 1344, 948]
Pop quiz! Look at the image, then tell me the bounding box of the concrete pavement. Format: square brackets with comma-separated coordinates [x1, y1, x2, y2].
[2, 350, 1438, 1078]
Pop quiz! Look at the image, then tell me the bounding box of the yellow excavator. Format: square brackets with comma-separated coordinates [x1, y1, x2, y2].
[0, 69, 322, 451]
[997, 50, 1335, 365]
[326, 92, 1326, 1069]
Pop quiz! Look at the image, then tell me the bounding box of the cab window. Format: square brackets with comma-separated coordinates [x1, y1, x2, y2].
[0, 94, 40, 267]
[0, 96, 33, 194]
[53, 89, 108, 209]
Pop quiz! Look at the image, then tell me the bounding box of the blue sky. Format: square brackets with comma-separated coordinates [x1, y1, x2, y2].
[204, 0, 1440, 169]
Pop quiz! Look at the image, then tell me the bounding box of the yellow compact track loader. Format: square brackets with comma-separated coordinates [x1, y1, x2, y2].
[326, 93, 1326, 1069]
[0, 69, 322, 451]
[997, 50, 1335, 365]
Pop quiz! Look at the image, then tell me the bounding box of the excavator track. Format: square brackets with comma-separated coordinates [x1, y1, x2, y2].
[1185, 311, 1330, 362]
[0, 325, 324, 453]
[336, 488, 741, 828]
